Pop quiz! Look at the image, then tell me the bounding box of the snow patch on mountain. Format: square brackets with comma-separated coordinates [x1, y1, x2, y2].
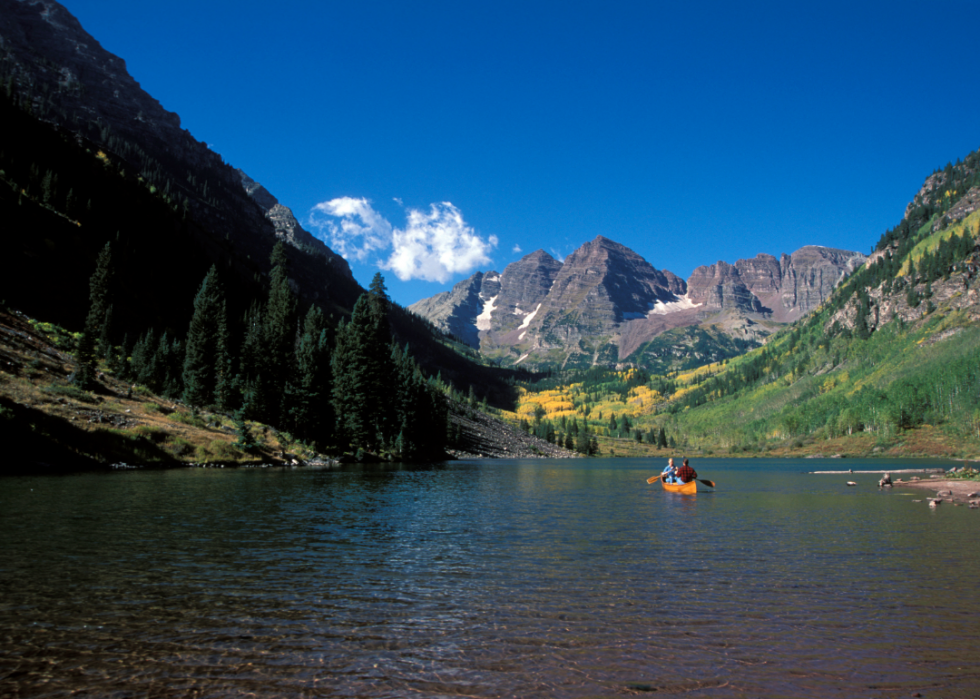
[648, 295, 702, 316]
[476, 294, 497, 331]
[518, 304, 541, 330]
[517, 303, 541, 340]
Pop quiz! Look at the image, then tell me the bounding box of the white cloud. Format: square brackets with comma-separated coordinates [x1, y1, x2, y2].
[385, 202, 497, 283]
[550, 247, 565, 263]
[512, 244, 523, 254]
[308, 197, 391, 262]
[308, 198, 496, 283]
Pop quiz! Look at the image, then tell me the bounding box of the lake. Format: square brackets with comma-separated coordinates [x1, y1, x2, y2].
[2, 458, 978, 697]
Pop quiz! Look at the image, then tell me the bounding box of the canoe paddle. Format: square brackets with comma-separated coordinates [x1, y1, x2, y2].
[646, 474, 715, 488]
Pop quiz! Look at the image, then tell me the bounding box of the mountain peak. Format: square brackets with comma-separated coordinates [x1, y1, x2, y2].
[524, 249, 558, 262]
[410, 237, 865, 370]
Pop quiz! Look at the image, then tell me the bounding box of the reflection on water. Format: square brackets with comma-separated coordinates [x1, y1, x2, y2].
[2, 458, 979, 697]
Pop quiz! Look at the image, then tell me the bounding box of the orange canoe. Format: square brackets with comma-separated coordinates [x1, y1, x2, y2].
[660, 475, 697, 494]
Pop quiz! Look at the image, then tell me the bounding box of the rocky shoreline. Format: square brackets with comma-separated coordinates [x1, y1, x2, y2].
[895, 477, 980, 507]
[447, 401, 580, 459]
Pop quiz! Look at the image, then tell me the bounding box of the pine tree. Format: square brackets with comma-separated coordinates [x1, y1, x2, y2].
[332, 275, 396, 451]
[288, 305, 333, 447]
[232, 406, 257, 453]
[390, 345, 448, 460]
[332, 315, 369, 448]
[72, 242, 113, 389]
[154, 332, 183, 397]
[213, 301, 235, 410]
[110, 332, 130, 376]
[263, 241, 298, 421]
[98, 305, 113, 360]
[575, 424, 592, 454]
[182, 266, 230, 408]
[238, 302, 266, 416]
[130, 328, 157, 387]
[855, 290, 871, 340]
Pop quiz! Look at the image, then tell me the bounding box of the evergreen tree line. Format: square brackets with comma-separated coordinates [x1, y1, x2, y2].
[517, 413, 599, 455]
[72, 241, 448, 459]
[515, 409, 676, 453]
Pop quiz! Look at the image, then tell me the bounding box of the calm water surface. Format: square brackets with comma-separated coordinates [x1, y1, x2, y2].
[2, 458, 979, 697]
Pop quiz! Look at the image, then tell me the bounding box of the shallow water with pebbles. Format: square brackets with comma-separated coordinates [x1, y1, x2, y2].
[2, 458, 978, 697]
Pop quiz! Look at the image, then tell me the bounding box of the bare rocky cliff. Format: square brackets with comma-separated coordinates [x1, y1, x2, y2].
[685, 246, 865, 322]
[686, 260, 766, 314]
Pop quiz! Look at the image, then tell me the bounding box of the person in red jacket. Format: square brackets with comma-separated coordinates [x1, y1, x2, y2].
[675, 458, 697, 484]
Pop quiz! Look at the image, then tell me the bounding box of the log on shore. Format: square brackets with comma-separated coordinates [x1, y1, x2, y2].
[808, 469, 946, 475]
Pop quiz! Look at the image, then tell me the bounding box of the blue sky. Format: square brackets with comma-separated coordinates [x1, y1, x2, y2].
[66, 0, 980, 307]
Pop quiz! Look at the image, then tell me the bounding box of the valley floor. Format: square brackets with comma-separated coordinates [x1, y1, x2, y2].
[2, 307, 977, 475]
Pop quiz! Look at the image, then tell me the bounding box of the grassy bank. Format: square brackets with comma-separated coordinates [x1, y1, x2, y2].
[0, 309, 315, 473]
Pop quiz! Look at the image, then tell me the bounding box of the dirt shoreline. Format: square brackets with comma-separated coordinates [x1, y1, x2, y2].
[894, 478, 980, 504]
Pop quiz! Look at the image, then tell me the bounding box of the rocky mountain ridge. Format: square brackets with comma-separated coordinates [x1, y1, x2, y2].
[237, 170, 353, 280]
[410, 237, 865, 371]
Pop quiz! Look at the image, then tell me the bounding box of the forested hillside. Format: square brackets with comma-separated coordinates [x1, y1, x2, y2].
[512, 148, 980, 459]
[0, 74, 551, 465]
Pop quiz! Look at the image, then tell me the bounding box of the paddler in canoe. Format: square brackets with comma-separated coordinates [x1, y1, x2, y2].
[647, 458, 714, 492]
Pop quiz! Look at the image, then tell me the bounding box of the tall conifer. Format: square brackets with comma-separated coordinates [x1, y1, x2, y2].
[262, 241, 298, 422]
[182, 265, 230, 408]
[72, 242, 113, 389]
[289, 305, 333, 447]
[332, 274, 396, 451]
